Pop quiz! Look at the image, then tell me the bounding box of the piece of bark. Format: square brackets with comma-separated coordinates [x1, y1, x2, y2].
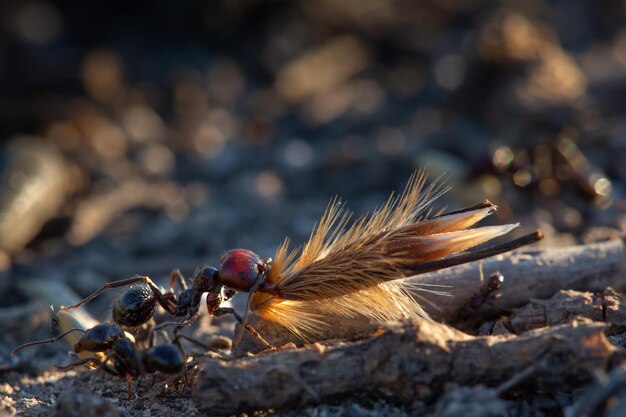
[566, 364, 626, 417]
[195, 319, 616, 416]
[479, 287, 626, 337]
[508, 288, 626, 334]
[413, 238, 625, 322]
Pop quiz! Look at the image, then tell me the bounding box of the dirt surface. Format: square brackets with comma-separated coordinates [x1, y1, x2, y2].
[1, 1, 626, 416]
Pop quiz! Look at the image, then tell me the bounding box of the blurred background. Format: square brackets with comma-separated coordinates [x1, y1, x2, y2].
[0, 0, 624, 328]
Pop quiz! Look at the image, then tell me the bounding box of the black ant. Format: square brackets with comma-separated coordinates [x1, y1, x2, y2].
[11, 321, 197, 399]
[61, 251, 276, 348]
[455, 271, 505, 322]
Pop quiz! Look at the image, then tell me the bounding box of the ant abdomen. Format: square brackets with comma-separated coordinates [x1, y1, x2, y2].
[144, 344, 185, 374]
[112, 285, 157, 327]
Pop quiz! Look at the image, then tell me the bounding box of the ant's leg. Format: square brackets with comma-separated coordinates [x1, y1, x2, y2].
[127, 375, 133, 400]
[172, 333, 230, 364]
[56, 354, 133, 398]
[61, 276, 159, 311]
[172, 336, 189, 383]
[55, 354, 119, 377]
[172, 314, 200, 337]
[233, 277, 265, 347]
[147, 326, 158, 348]
[151, 316, 200, 382]
[168, 269, 188, 291]
[93, 354, 134, 399]
[55, 357, 102, 371]
[172, 334, 206, 349]
[152, 321, 179, 333]
[146, 334, 191, 386]
[213, 307, 273, 349]
[172, 334, 224, 352]
[95, 354, 132, 399]
[146, 318, 176, 348]
[153, 314, 200, 337]
[11, 328, 86, 355]
[61, 275, 179, 316]
[205, 290, 273, 349]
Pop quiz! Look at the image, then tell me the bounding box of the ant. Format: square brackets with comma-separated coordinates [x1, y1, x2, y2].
[455, 271, 505, 322]
[61, 252, 276, 348]
[11, 321, 199, 399]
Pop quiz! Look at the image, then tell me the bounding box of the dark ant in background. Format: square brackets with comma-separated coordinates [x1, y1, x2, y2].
[62, 252, 275, 348]
[488, 135, 613, 205]
[455, 270, 505, 323]
[11, 321, 202, 399]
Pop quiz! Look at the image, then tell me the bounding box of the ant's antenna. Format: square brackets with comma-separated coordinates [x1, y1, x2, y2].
[12, 328, 86, 355]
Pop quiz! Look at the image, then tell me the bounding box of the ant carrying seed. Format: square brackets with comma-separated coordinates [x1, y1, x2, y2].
[62, 172, 542, 346]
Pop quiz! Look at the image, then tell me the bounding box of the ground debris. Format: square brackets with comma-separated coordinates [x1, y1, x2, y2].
[195, 319, 616, 416]
[1, 1, 625, 416]
[433, 384, 510, 417]
[0, 137, 70, 255]
[566, 364, 626, 417]
[50, 389, 124, 417]
[509, 288, 626, 334]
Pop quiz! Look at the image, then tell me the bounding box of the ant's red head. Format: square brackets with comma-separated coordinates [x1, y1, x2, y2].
[219, 249, 269, 292]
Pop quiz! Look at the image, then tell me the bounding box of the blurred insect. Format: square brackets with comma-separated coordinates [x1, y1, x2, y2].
[489, 136, 612, 203]
[455, 271, 505, 322]
[12, 318, 191, 399]
[62, 172, 542, 344]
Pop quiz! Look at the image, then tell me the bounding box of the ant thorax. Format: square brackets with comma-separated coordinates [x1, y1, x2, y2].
[190, 266, 220, 293]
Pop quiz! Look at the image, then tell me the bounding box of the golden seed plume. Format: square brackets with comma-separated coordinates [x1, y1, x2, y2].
[251, 171, 522, 340]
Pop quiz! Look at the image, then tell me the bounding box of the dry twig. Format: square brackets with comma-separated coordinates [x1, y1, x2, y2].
[196, 319, 616, 416]
[413, 238, 625, 321]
